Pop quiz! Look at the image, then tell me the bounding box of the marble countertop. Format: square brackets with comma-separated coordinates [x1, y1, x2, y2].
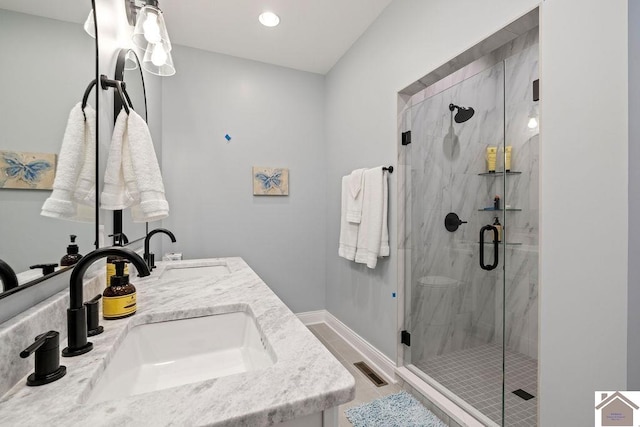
[0, 258, 355, 426]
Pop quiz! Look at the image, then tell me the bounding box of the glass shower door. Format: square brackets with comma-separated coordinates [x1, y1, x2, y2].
[403, 37, 540, 426]
[402, 60, 508, 425]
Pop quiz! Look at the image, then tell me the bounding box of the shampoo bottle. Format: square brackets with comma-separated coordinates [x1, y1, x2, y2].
[60, 235, 83, 266]
[486, 146, 497, 173]
[504, 146, 512, 172]
[493, 217, 502, 242]
[103, 260, 137, 320]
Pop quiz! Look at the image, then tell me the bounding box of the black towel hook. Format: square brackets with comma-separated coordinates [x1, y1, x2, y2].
[100, 74, 130, 115]
[81, 79, 97, 121]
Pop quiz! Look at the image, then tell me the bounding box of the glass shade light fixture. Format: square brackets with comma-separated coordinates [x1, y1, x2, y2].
[124, 50, 139, 71]
[84, 9, 95, 38]
[142, 41, 175, 76]
[131, 0, 175, 76]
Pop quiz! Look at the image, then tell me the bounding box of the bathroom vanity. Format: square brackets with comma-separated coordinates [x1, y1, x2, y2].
[0, 258, 355, 426]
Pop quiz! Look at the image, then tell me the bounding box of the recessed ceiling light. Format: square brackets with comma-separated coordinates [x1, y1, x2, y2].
[258, 12, 280, 27]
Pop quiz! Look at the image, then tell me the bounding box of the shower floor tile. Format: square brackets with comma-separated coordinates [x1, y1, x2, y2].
[414, 344, 537, 426]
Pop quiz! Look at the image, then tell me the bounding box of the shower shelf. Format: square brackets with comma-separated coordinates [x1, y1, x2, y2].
[478, 241, 523, 246]
[478, 171, 522, 176]
[478, 208, 522, 212]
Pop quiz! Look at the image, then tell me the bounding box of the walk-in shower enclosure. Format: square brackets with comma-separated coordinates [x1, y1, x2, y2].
[398, 17, 539, 427]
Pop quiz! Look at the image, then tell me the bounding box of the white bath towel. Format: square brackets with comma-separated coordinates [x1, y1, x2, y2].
[41, 102, 96, 222]
[338, 176, 359, 260]
[354, 167, 389, 269]
[100, 109, 169, 222]
[346, 168, 365, 223]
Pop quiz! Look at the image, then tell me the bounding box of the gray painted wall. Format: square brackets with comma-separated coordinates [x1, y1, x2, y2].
[160, 45, 326, 313]
[325, 0, 628, 425]
[324, 0, 539, 366]
[628, 0, 640, 390]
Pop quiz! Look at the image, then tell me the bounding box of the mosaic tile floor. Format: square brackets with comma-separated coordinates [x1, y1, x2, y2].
[415, 344, 538, 426]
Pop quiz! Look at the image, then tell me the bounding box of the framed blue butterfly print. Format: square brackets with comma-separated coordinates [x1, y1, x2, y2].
[0, 151, 56, 190]
[252, 166, 289, 196]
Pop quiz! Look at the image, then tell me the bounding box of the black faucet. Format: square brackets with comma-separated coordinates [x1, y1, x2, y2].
[0, 258, 19, 292]
[108, 232, 129, 246]
[62, 246, 150, 357]
[144, 228, 177, 270]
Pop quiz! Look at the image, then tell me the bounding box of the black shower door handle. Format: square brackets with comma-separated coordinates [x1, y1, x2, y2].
[479, 225, 499, 271]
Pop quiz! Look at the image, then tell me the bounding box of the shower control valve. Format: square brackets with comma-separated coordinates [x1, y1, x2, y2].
[445, 212, 467, 232]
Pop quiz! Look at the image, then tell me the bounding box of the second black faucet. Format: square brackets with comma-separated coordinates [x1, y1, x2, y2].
[144, 228, 176, 270]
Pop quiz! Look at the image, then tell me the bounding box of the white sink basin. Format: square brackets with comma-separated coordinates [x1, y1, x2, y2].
[158, 261, 231, 281]
[86, 312, 275, 404]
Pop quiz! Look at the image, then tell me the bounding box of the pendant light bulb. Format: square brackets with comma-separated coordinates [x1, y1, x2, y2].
[151, 43, 168, 66]
[143, 12, 162, 43]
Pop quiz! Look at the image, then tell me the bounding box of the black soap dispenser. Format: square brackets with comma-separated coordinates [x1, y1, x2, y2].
[60, 235, 83, 267]
[102, 260, 137, 320]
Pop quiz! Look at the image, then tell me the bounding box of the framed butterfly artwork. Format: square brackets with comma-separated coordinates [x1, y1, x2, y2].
[0, 151, 56, 190]
[252, 166, 289, 196]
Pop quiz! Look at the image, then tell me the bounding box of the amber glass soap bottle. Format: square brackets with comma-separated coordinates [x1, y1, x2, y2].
[103, 260, 137, 320]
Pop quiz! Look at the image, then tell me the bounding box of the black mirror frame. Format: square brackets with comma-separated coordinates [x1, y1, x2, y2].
[111, 48, 148, 247]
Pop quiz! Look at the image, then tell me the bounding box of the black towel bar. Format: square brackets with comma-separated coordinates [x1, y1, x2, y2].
[383, 166, 394, 173]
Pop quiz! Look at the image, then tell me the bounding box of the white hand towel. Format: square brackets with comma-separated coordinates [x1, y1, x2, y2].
[100, 110, 135, 210]
[338, 176, 359, 260]
[41, 102, 95, 222]
[355, 167, 389, 269]
[126, 110, 169, 222]
[100, 109, 169, 222]
[73, 104, 97, 206]
[346, 168, 365, 223]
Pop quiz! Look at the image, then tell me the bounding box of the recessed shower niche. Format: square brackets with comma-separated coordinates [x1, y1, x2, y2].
[398, 10, 539, 427]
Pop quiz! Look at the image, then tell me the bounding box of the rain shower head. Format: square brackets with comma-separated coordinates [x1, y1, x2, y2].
[449, 103, 475, 123]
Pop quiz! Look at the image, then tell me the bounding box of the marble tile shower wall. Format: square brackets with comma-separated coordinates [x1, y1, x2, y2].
[401, 36, 539, 362]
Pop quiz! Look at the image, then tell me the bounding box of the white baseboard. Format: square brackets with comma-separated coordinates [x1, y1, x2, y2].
[296, 310, 397, 385]
[296, 310, 327, 325]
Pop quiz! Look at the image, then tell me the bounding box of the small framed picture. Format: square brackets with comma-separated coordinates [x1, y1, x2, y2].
[0, 150, 56, 190]
[253, 166, 289, 196]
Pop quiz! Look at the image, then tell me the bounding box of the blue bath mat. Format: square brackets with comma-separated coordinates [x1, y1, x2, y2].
[345, 391, 448, 427]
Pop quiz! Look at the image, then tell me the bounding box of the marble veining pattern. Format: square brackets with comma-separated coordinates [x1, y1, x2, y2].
[0, 258, 355, 426]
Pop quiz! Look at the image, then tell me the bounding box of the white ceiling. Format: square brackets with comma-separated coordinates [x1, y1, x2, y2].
[0, 0, 393, 74]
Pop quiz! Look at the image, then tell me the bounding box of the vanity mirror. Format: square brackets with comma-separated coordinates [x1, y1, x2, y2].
[0, 1, 98, 298]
